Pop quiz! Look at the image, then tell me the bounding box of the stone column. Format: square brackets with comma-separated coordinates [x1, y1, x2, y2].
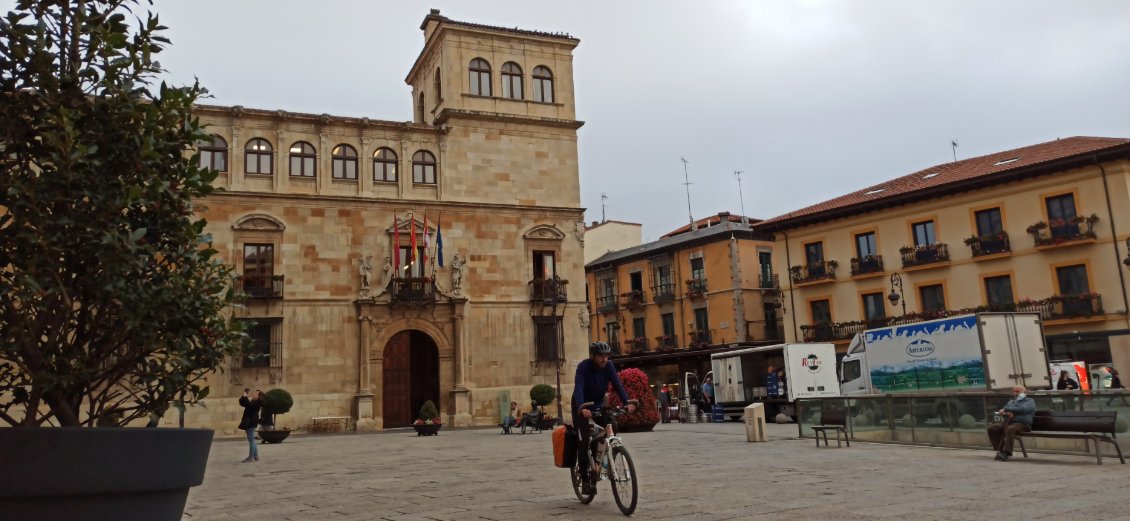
[450, 299, 472, 426]
[354, 302, 376, 431]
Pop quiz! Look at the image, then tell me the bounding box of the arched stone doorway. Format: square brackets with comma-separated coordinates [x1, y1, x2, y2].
[382, 330, 440, 428]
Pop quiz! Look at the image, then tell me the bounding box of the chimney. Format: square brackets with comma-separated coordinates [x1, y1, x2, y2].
[421, 8, 447, 41]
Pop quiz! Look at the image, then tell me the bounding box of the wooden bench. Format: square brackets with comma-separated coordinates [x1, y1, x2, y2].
[310, 416, 351, 433]
[811, 409, 849, 448]
[1016, 410, 1125, 465]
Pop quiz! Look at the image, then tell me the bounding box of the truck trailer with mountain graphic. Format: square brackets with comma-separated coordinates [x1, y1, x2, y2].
[840, 313, 1051, 425]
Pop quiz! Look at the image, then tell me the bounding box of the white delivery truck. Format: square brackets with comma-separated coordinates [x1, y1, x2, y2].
[840, 312, 1051, 425]
[712, 343, 840, 420]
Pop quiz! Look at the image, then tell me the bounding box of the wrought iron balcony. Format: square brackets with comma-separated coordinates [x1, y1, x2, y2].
[621, 290, 646, 309]
[850, 255, 884, 276]
[1028, 215, 1099, 247]
[628, 337, 649, 352]
[685, 278, 708, 298]
[529, 276, 568, 303]
[239, 275, 285, 299]
[900, 243, 949, 268]
[789, 261, 837, 285]
[651, 283, 676, 303]
[596, 295, 618, 313]
[688, 330, 711, 348]
[390, 277, 435, 306]
[655, 335, 677, 349]
[966, 232, 1012, 257]
[759, 273, 780, 290]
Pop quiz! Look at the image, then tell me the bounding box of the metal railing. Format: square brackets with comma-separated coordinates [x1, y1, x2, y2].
[759, 273, 780, 290]
[900, 243, 949, 268]
[967, 232, 1011, 257]
[652, 283, 676, 303]
[528, 276, 568, 302]
[596, 295, 618, 313]
[685, 278, 708, 298]
[240, 275, 285, 299]
[390, 277, 435, 306]
[850, 255, 884, 276]
[790, 261, 837, 284]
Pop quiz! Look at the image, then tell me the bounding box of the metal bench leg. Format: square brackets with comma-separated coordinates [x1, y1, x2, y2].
[1112, 439, 1126, 464]
[815, 430, 821, 447]
[842, 427, 850, 447]
[1091, 438, 1103, 465]
[835, 429, 842, 448]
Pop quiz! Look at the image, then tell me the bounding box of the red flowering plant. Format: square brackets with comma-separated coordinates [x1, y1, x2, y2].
[605, 367, 659, 432]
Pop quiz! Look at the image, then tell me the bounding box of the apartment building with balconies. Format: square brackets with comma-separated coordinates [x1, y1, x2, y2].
[758, 136, 1130, 376]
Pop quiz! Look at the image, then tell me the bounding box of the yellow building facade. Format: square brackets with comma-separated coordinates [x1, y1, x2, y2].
[179, 10, 589, 434]
[585, 213, 782, 386]
[760, 137, 1130, 381]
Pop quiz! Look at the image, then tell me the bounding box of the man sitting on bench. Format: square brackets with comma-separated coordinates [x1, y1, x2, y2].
[987, 385, 1035, 462]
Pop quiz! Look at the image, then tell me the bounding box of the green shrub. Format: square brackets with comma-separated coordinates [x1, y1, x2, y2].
[419, 400, 439, 421]
[530, 384, 556, 407]
[263, 389, 293, 417]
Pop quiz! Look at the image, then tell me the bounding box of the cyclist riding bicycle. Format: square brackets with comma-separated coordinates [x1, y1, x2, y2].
[572, 341, 636, 495]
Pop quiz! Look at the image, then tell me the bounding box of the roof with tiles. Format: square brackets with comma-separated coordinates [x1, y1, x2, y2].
[586, 214, 772, 269]
[662, 212, 761, 238]
[756, 136, 1130, 230]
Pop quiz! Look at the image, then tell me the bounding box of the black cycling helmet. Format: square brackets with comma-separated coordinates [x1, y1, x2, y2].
[590, 341, 612, 356]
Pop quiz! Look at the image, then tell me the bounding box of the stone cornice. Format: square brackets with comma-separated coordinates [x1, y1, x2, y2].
[434, 108, 584, 130]
[406, 23, 578, 85]
[202, 190, 583, 215]
[193, 104, 449, 136]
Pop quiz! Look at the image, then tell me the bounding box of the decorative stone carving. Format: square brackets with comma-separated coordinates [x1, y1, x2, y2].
[231, 214, 286, 231]
[574, 221, 585, 245]
[359, 253, 373, 289]
[360, 117, 371, 128]
[230, 105, 244, 118]
[450, 253, 466, 296]
[523, 224, 566, 241]
[319, 113, 332, 126]
[372, 254, 393, 300]
[275, 109, 289, 120]
[579, 308, 590, 329]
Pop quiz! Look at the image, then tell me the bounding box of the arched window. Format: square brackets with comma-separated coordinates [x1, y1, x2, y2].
[469, 58, 491, 96]
[373, 147, 398, 183]
[434, 67, 442, 104]
[501, 62, 523, 100]
[418, 92, 426, 124]
[198, 135, 227, 172]
[289, 141, 316, 177]
[245, 138, 273, 175]
[412, 150, 437, 184]
[331, 144, 357, 180]
[533, 66, 554, 103]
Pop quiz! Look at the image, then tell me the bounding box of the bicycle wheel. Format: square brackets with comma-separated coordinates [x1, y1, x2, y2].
[570, 457, 596, 504]
[609, 446, 638, 515]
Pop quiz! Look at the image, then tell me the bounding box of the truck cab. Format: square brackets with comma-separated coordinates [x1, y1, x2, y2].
[840, 334, 870, 396]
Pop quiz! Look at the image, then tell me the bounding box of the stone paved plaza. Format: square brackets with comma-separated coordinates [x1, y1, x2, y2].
[183, 421, 1130, 521]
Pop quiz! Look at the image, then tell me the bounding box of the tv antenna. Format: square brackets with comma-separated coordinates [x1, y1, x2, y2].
[681, 157, 694, 229]
[734, 170, 747, 225]
[950, 138, 959, 163]
[600, 193, 608, 222]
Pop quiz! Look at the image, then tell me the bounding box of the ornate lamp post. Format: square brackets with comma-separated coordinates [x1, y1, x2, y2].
[545, 285, 568, 425]
[888, 273, 907, 317]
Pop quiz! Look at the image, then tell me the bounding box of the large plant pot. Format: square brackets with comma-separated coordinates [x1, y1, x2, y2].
[0, 428, 213, 521]
[413, 423, 442, 436]
[258, 428, 292, 444]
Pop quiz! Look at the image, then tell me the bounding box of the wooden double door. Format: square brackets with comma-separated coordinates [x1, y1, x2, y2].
[382, 330, 440, 428]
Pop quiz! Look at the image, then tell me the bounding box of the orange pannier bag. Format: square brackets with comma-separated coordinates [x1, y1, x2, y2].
[552, 425, 577, 468]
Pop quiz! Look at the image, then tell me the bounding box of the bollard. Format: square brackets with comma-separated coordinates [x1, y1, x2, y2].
[744, 403, 766, 442]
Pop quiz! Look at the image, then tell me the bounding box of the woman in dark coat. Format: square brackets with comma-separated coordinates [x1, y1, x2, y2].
[239, 388, 264, 462]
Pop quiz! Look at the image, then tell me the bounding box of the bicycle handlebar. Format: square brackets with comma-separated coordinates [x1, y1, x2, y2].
[578, 399, 639, 412]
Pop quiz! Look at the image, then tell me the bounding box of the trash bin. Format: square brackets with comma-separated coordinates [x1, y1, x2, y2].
[744, 403, 766, 442]
[712, 404, 725, 422]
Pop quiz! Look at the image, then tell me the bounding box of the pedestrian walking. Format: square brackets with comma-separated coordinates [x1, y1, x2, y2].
[658, 384, 672, 423]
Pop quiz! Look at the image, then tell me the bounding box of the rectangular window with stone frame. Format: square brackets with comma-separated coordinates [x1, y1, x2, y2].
[534, 316, 561, 361]
[238, 318, 282, 369]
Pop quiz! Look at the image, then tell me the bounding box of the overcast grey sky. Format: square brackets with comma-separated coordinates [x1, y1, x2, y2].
[152, 1, 1130, 241]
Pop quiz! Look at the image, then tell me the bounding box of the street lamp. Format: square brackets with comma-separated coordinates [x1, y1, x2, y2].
[544, 283, 569, 425]
[888, 273, 907, 317]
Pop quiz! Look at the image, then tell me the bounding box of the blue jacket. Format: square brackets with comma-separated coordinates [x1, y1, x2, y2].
[572, 359, 630, 414]
[1003, 396, 1036, 426]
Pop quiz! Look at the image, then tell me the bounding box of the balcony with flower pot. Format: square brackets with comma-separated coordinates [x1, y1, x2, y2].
[789, 260, 837, 286]
[965, 231, 1012, 259]
[687, 330, 711, 349]
[1028, 215, 1099, 250]
[655, 335, 677, 351]
[850, 255, 884, 279]
[621, 289, 646, 309]
[900, 243, 950, 271]
[684, 278, 708, 299]
[651, 282, 676, 303]
[629, 336, 650, 353]
[1029, 293, 1104, 323]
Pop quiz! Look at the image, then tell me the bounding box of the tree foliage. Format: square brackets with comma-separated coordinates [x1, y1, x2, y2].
[529, 383, 555, 407]
[0, 0, 247, 427]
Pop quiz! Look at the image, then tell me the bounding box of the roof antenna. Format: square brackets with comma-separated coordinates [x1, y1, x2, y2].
[950, 138, 959, 163]
[734, 170, 748, 226]
[600, 193, 608, 223]
[681, 157, 695, 230]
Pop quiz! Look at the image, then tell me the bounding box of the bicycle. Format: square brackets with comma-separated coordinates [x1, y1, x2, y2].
[570, 399, 640, 516]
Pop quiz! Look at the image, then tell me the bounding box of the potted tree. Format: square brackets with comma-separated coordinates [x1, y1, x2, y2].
[529, 383, 558, 430]
[413, 400, 443, 436]
[0, 2, 247, 520]
[258, 389, 294, 444]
